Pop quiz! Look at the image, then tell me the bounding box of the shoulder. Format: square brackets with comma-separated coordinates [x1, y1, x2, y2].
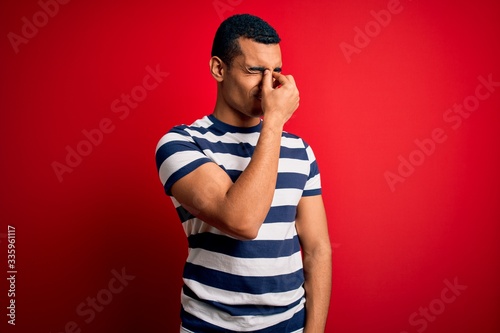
[281, 131, 320, 168]
[156, 116, 212, 148]
[155, 116, 214, 169]
[281, 131, 313, 150]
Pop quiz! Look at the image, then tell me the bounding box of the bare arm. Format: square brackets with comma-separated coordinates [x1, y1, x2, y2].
[170, 70, 299, 240]
[295, 195, 332, 333]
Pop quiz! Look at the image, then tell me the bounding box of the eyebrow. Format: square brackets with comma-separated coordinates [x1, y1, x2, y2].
[248, 66, 282, 73]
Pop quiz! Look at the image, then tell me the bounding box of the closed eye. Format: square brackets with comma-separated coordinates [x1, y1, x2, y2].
[248, 66, 282, 74]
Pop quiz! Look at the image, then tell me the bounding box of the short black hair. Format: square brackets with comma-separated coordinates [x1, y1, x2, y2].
[211, 14, 281, 68]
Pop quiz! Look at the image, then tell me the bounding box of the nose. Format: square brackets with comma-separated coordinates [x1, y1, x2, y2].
[258, 69, 276, 86]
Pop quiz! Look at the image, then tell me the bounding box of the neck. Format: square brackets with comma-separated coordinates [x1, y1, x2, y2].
[212, 90, 261, 128]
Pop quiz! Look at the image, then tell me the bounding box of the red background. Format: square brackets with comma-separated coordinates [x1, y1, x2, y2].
[1, 0, 499, 332]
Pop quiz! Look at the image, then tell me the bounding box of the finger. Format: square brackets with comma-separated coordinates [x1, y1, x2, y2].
[272, 75, 281, 89]
[273, 72, 296, 89]
[285, 74, 296, 86]
[270, 72, 285, 89]
[261, 69, 273, 92]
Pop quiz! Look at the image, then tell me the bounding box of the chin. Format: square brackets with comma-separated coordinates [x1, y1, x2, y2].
[250, 103, 263, 116]
[250, 109, 264, 118]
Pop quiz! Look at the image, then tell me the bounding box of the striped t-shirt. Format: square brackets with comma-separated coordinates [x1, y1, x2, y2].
[155, 114, 321, 332]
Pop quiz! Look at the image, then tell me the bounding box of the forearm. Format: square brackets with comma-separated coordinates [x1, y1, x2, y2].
[303, 245, 332, 333]
[222, 118, 283, 238]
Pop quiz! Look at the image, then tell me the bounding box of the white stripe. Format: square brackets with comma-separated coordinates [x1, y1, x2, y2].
[187, 249, 303, 277]
[278, 158, 310, 174]
[155, 133, 170, 152]
[155, 131, 195, 152]
[181, 285, 305, 331]
[304, 173, 321, 191]
[186, 128, 260, 145]
[256, 222, 297, 240]
[271, 188, 303, 207]
[281, 136, 306, 149]
[192, 115, 213, 127]
[290, 329, 304, 333]
[181, 218, 227, 238]
[183, 280, 304, 307]
[305, 144, 316, 160]
[205, 151, 250, 170]
[182, 124, 305, 150]
[158, 150, 206, 185]
[171, 197, 181, 207]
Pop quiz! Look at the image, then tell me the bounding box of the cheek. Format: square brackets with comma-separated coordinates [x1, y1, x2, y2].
[241, 77, 262, 96]
[231, 75, 262, 92]
[224, 73, 262, 101]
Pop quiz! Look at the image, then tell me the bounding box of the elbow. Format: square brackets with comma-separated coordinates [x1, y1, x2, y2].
[233, 231, 259, 241]
[199, 212, 262, 240]
[202, 205, 264, 240]
[223, 215, 262, 240]
[238, 228, 260, 241]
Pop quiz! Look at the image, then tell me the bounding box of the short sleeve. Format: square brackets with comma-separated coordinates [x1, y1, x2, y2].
[302, 142, 322, 197]
[155, 126, 213, 196]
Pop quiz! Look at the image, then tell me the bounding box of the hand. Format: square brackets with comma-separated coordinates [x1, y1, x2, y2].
[261, 69, 300, 126]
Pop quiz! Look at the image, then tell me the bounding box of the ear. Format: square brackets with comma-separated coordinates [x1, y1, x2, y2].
[209, 56, 225, 82]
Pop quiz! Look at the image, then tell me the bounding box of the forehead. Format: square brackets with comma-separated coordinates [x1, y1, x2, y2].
[236, 37, 282, 67]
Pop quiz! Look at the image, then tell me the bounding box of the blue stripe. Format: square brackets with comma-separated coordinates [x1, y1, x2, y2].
[276, 172, 308, 190]
[178, 123, 216, 136]
[155, 143, 170, 170]
[309, 159, 320, 177]
[156, 139, 197, 170]
[192, 137, 255, 157]
[208, 114, 263, 134]
[169, 125, 189, 133]
[176, 206, 195, 223]
[265, 205, 297, 223]
[164, 158, 212, 195]
[282, 131, 302, 140]
[280, 146, 308, 160]
[208, 170, 308, 189]
[187, 233, 301, 258]
[303, 189, 322, 196]
[226, 169, 242, 182]
[183, 262, 304, 294]
[181, 303, 305, 332]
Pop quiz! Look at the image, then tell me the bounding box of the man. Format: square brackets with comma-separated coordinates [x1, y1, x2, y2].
[156, 14, 331, 333]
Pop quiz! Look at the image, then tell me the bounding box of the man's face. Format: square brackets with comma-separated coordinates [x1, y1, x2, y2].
[221, 37, 282, 119]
